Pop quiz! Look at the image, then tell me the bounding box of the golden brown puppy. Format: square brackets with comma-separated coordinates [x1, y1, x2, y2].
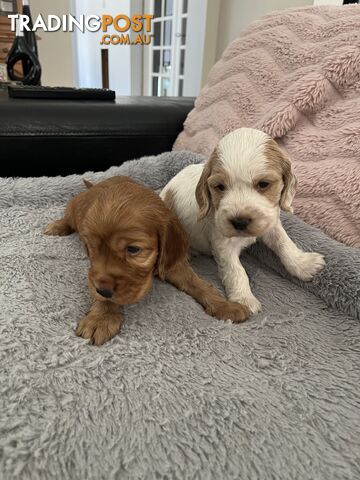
[44, 176, 249, 345]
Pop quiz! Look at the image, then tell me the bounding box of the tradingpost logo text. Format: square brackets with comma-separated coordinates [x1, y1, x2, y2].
[8, 14, 154, 45]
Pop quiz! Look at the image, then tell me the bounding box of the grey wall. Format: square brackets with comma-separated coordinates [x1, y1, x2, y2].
[215, 0, 314, 60]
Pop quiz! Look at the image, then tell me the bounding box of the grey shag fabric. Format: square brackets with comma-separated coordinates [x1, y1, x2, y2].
[0, 151, 359, 480]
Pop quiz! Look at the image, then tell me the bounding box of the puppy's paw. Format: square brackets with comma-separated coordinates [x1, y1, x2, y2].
[76, 312, 123, 345]
[44, 219, 73, 236]
[206, 300, 250, 323]
[230, 294, 262, 316]
[289, 252, 326, 282]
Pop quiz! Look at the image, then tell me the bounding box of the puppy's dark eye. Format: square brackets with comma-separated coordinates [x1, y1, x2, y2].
[215, 184, 225, 192]
[258, 181, 270, 189]
[127, 246, 141, 255]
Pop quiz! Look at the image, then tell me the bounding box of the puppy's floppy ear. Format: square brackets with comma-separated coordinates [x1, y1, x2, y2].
[195, 149, 217, 220]
[279, 150, 297, 213]
[157, 213, 189, 280]
[266, 140, 297, 213]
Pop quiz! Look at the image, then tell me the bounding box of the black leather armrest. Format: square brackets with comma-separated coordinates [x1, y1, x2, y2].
[0, 92, 194, 177]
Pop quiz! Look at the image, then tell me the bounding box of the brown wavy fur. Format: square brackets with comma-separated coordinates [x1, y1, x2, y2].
[45, 176, 249, 345]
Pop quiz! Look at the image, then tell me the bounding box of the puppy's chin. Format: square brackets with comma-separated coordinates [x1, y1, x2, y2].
[220, 217, 276, 239]
[215, 205, 278, 240]
[90, 276, 154, 306]
[115, 277, 153, 305]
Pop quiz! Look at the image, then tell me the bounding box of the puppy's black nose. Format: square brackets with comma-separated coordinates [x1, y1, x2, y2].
[231, 217, 251, 231]
[96, 288, 113, 299]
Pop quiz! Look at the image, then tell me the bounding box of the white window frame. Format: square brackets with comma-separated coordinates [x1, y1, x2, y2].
[144, 0, 187, 96]
[143, 0, 209, 96]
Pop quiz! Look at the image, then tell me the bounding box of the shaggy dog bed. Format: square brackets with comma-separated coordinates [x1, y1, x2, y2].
[0, 152, 359, 480]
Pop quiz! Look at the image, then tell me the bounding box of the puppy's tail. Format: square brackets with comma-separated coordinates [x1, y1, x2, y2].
[83, 179, 94, 189]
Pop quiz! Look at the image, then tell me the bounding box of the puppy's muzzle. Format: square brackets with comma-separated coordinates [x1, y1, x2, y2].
[231, 217, 251, 231]
[96, 288, 114, 299]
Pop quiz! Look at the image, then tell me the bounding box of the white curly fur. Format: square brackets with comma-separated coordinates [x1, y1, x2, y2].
[161, 128, 325, 314]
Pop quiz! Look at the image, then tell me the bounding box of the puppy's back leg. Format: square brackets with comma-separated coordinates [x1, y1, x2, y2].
[44, 218, 74, 236]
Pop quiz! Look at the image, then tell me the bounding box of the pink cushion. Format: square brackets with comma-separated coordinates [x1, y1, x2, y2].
[174, 5, 360, 247]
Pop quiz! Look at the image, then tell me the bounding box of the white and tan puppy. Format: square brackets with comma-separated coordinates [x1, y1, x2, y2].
[161, 128, 325, 315]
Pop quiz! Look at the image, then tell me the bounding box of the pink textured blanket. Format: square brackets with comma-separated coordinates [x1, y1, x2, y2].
[174, 5, 360, 247]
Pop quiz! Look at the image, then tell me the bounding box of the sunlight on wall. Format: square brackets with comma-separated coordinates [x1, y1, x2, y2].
[73, 0, 131, 95]
[215, 0, 314, 60]
[31, 0, 75, 86]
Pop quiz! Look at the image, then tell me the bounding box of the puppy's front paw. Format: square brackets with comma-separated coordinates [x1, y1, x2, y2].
[76, 311, 123, 345]
[230, 294, 261, 316]
[289, 252, 326, 282]
[206, 300, 250, 323]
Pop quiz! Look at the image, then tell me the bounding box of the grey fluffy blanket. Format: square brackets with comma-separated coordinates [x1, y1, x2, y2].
[0, 151, 359, 480]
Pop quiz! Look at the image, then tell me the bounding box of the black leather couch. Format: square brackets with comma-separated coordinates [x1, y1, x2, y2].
[0, 90, 194, 177]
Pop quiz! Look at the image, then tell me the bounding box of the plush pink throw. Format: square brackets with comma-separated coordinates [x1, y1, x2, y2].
[174, 5, 360, 247]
